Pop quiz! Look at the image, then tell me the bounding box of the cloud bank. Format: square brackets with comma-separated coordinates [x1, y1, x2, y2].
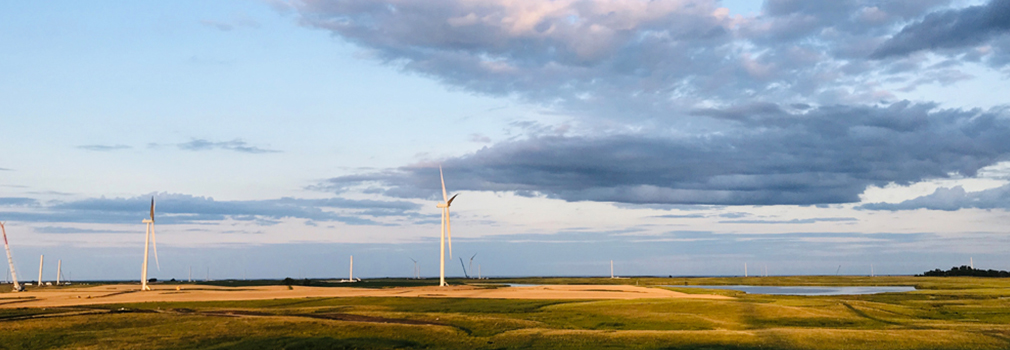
[860, 183, 1010, 211]
[285, 0, 1010, 208]
[0, 193, 421, 226]
[872, 0, 1010, 61]
[289, 0, 1006, 122]
[321, 103, 1010, 205]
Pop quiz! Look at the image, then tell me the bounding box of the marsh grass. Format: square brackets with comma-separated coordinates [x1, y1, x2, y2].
[4, 276, 1010, 349]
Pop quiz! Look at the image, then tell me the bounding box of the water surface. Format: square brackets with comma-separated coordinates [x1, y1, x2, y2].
[669, 285, 915, 296]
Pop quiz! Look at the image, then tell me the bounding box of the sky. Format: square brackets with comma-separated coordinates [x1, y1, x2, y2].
[2, 0, 1010, 281]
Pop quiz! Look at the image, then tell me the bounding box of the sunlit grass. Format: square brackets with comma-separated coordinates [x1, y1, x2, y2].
[3, 276, 1010, 349]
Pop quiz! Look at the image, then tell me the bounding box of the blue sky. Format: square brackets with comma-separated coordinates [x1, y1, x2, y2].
[2, 0, 1010, 281]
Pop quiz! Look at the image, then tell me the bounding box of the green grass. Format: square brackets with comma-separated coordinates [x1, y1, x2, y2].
[4, 276, 1010, 349]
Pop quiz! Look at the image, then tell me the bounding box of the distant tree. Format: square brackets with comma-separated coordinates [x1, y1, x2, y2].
[148, 278, 157, 283]
[283, 277, 295, 286]
[302, 278, 312, 286]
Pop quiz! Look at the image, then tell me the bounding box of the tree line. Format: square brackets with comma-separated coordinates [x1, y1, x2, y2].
[918, 265, 1010, 277]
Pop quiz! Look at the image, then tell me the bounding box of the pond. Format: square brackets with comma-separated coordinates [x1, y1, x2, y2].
[668, 285, 916, 296]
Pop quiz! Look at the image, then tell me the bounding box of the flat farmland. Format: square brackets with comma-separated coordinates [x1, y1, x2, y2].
[1, 276, 1009, 349]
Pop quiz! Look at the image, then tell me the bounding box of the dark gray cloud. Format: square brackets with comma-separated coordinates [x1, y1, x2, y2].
[0, 193, 421, 226]
[872, 0, 1010, 59]
[320, 103, 1010, 205]
[77, 144, 132, 151]
[289, 0, 994, 122]
[859, 184, 1010, 211]
[178, 139, 280, 154]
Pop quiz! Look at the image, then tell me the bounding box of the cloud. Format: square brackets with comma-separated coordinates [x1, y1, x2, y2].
[0, 197, 38, 207]
[0, 167, 11, 171]
[871, 0, 1010, 59]
[177, 139, 281, 154]
[288, 0, 992, 123]
[0, 193, 422, 226]
[719, 217, 857, 224]
[199, 17, 261, 32]
[652, 214, 707, 219]
[33, 226, 134, 234]
[76, 144, 132, 151]
[320, 102, 1010, 205]
[200, 19, 236, 31]
[469, 133, 491, 143]
[859, 184, 1010, 211]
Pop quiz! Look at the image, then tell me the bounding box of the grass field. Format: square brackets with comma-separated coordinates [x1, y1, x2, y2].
[2, 276, 1010, 349]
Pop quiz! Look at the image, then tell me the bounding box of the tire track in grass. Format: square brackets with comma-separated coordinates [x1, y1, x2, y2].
[840, 302, 903, 326]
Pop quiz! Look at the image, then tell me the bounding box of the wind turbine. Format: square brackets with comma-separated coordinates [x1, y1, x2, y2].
[1, 222, 23, 292]
[468, 253, 477, 279]
[436, 166, 458, 287]
[409, 258, 419, 279]
[140, 197, 160, 291]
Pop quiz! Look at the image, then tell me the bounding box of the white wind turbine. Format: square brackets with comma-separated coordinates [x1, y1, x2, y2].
[436, 166, 458, 287]
[410, 257, 419, 279]
[468, 253, 477, 279]
[140, 197, 160, 291]
[1, 222, 23, 292]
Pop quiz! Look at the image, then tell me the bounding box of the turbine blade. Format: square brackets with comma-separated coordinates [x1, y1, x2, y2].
[150, 197, 155, 222]
[151, 224, 160, 271]
[447, 193, 458, 206]
[446, 209, 452, 259]
[439, 166, 448, 202]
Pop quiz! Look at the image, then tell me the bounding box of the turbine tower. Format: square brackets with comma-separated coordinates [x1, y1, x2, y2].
[140, 197, 160, 291]
[468, 253, 477, 279]
[38, 254, 43, 286]
[1, 222, 23, 292]
[436, 166, 458, 287]
[409, 258, 419, 279]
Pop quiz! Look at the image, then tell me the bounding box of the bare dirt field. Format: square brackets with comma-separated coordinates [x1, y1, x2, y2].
[0, 283, 730, 308]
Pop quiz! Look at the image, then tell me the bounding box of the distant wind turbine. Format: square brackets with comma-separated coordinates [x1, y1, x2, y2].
[140, 197, 161, 291]
[436, 166, 458, 287]
[1, 222, 23, 292]
[459, 257, 468, 278]
[409, 258, 419, 279]
[468, 253, 477, 279]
